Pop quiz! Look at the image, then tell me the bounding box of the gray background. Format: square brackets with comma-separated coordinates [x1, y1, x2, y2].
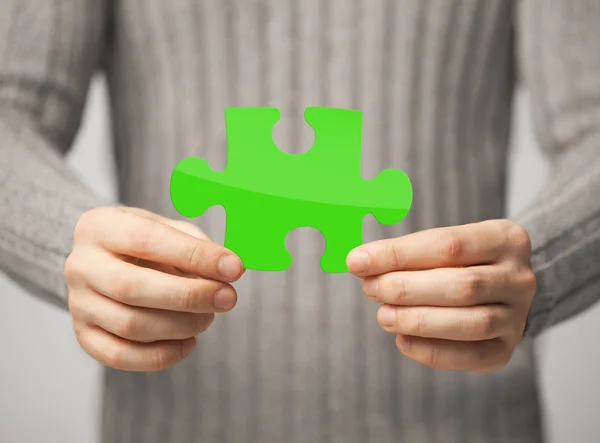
[1, 77, 599, 442]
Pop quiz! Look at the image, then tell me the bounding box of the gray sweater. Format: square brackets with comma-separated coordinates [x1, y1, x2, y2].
[2, 1, 600, 442]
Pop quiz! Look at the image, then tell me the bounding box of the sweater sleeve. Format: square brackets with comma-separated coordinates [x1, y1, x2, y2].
[0, 0, 110, 311]
[515, 0, 600, 337]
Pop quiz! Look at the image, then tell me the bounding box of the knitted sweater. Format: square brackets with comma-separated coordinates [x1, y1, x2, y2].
[2, 1, 600, 442]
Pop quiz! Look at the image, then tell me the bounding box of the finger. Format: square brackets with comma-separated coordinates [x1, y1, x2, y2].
[75, 289, 215, 342]
[92, 209, 244, 282]
[74, 247, 238, 313]
[121, 208, 210, 276]
[121, 207, 210, 240]
[134, 258, 197, 278]
[77, 326, 197, 372]
[376, 304, 512, 341]
[394, 334, 511, 372]
[347, 220, 509, 277]
[363, 265, 520, 307]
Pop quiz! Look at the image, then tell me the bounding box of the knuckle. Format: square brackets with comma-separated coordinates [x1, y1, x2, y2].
[473, 308, 500, 338]
[110, 273, 135, 302]
[180, 281, 200, 312]
[129, 231, 154, 256]
[459, 271, 482, 302]
[72, 320, 87, 341]
[68, 295, 95, 326]
[440, 231, 464, 262]
[102, 343, 126, 369]
[115, 310, 141, 339]
[386, 242, 403, 270]
[391, 276, 409, 304]
[67, 290, 82, 315]
[151, 347, 175, 372]
[400, 309, 426, 335]
[520, 270, 537, 297]
[74, 209, 99, 241]
[185, 243, 203, 272]
[415, 310, 427, 335]
[64, 253, 86, 285]
[127, 222, 160, 256]
[506, 223, 532, 256]
[425, 344, 439, 368]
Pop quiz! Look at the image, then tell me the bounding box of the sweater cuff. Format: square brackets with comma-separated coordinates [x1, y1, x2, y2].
[515, 132, 600, 338]
[0, 113, 107, 310]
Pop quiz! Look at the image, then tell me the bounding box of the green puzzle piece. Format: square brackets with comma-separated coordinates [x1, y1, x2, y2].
[170, 107, 412, 273]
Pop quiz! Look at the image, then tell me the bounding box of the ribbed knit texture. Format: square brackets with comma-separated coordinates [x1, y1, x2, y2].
[2, 1, 600, 442]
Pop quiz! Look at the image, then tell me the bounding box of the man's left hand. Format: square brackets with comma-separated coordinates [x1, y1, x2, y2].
[347, 219, 537, 373]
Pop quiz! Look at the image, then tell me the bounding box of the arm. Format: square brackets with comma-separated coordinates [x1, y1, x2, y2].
[0, 0, 110, 310]
[343, 1, 600, 372]
[0, 1, 246, 373]
[516, 0, 600, 337]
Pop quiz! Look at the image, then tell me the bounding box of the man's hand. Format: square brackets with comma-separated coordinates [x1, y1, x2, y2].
[347, 219, 536, 373]
[65, 206, 244, 372]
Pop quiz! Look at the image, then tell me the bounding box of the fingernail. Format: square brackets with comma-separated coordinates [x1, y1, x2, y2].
[348, 250, 370, 273]
[214, 287, 236, 310]
[363, 278, 379, 299]
[218, 255, 242, 280]
[397, 335, 411, 351]
[378, 305, 396, 327]
[182, 337, 196, 357]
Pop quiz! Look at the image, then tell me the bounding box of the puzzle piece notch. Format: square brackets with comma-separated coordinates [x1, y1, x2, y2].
[183, 107, 411, 217]
[224, 107, 363, 172]
[220, 198, 372, 273]
[170, 106, 413, 273]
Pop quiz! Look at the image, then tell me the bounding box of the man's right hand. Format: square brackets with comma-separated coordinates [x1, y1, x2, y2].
[64, 206, 244, 372]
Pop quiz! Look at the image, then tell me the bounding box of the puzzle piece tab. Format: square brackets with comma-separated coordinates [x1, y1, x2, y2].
[170, 107, 412, 273]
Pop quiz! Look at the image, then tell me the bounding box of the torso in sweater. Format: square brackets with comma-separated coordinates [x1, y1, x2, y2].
[99, 1, 543, 443]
